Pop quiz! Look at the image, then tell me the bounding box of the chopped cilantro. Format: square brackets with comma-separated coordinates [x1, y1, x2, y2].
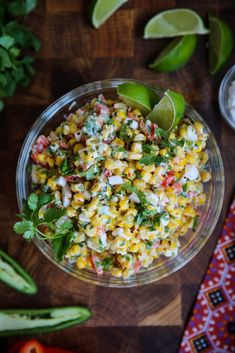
[59, 159, 73, 176]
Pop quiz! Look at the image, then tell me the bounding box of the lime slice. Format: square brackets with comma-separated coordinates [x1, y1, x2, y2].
[117, 82, 159, 116]
[148, 90, 185, 131]
[144, 9, 209, 38]
[149, 35, 197, 72]
[90, 0, 128, 29]
[209, 16, 233, 75]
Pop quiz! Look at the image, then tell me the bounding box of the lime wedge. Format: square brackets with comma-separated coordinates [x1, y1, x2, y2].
[144, 9, 209, 38]
[149, 35, 197, 72]
[209, 16, 233, 75]
[117, 82, 159, 116]
[90, 0, 128, 29]
[148, 90, 185, 131]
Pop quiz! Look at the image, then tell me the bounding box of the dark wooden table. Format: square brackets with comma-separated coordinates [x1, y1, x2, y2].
[1, 1, 235, 352]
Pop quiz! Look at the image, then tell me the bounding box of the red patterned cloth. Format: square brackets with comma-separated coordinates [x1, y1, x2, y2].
[179, 198, 235, 353]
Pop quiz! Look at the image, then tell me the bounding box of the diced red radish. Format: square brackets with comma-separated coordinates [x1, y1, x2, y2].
[172, 183, 183, 193]
[108, 176, 124, 185]
[56, 176, 67, 187]
[91, 253, 103, 276]
[37, 135, 49, 147]
[104, 169, 112, 177]
[133, 259, 142, 273]
[62, 183, 72, 207]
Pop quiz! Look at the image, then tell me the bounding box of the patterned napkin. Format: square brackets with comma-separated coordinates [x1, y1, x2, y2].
[179, 198, 235, 353]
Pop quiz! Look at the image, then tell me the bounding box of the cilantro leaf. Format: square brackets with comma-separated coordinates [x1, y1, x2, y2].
[27, 193, 38, 211]
[5, 21, 40, 52]
[122, 183, 147, 206]
[59, 159, 73, 176]
[55, 218, 73, 235]
[139, 155, 169, 165]
[37, 193, 52, 209]
[8, 0, 37, 16]
[0, 35, 15, 49]
[79, 165, 100, 181]
[43, 208, 65, 223]
[23, 228, 36, 240]
[13, 220, 33, 234]
[51, 232, 73, 262]
[102, 257, 113, 271]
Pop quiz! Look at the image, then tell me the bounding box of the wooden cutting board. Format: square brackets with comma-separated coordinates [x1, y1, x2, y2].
[1, 0, 235, 352]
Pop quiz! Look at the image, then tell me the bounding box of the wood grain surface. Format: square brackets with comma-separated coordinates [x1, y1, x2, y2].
[1, 1, 235, 352]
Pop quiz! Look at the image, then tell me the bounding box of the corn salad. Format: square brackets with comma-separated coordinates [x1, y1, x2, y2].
[30, 94, 211, 278]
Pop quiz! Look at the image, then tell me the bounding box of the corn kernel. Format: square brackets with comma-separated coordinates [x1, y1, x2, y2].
[131, 142, 142, 153]
[37, 153, 47, 165]
[76, 256, 87, 269]
[128, 152, 142, 160]
[133, 179, 146, 190]
[47, 157, 54, 167]
[141, 170, 152, 183]
[69, 245, 81, 256]
[55, 156, 64, 166]
[183, 205, 196, 217]
[66, 207, 77, 218]
[200, 170, 211, 182]
[73, 143, 83, 153]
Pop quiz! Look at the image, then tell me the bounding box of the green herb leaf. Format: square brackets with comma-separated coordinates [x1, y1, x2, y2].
[102, 257, 113, 271]
[43, 208, 65, 223]
[0, 35, 15, 49]
[51, 232, 73, 262]
[59, 159, 73, 176]
[5, 21, 40, 52]
[13, 220, 33, 234]
[37, 193, 52, 209]
[122, 183, 147, 206]
[8, 0, 37, 16]
[23, 228, 36, 240]
[0, 47, 13, 70]
[27, 193, 38, 211]
[119, 124, 132, 142]
[139, 155, 169, 165]
[55, 218, 73, 235]
[79, 165, 100, 181]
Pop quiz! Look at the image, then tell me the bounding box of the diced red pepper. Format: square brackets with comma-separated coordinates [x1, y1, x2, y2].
[162, 175, 175, 188]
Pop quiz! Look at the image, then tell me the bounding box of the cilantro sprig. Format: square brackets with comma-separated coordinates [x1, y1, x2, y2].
[14, 192, 74, 261]
[0, 0, 40, 110]
[122, 182, 147, 206]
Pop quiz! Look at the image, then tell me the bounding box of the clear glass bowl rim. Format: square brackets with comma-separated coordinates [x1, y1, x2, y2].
[16, 78, 225, 287]
[219, 65, 235, 131]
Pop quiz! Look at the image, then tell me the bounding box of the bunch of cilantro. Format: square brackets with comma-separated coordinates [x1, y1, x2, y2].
[14, 193, 74, 261]
[0, 0, 40, 111]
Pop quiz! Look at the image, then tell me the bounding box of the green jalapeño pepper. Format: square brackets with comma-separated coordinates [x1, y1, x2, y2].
[0, 306, 91, 336]
[0, 249, 37, 295]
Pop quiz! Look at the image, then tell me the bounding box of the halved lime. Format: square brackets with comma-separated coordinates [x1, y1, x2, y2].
[144, 9, 209, 38]
[209, 16, 233, 75]
[148, 90, 185, 131]
[117, 82, 159, 116]
[90, 0, 128, 29]
[149, 35, 197, 72]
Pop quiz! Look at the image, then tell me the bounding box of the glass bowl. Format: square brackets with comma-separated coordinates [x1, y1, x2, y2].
[219, 65, 235, 131]
[16, 79, 225, 287]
